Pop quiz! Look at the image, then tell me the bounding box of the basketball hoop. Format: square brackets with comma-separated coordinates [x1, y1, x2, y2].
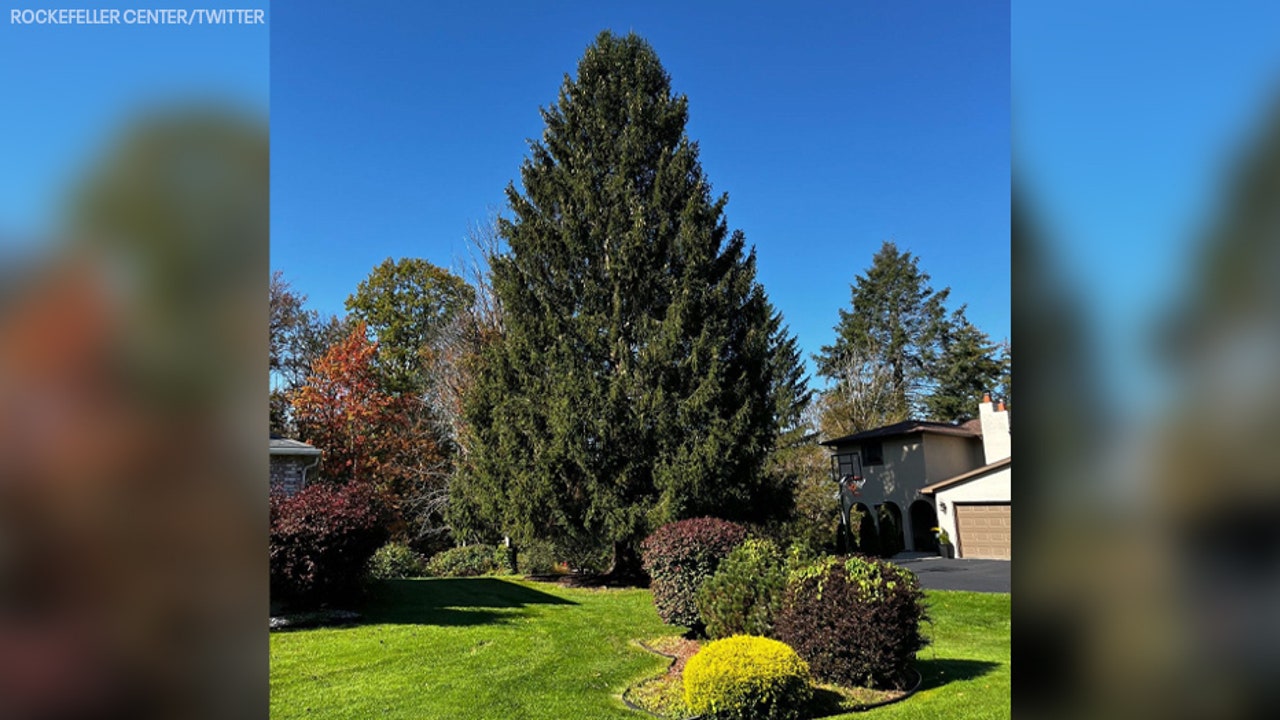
[842, 475, 866, 496]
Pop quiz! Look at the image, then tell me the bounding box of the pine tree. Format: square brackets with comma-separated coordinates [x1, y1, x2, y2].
[924, 310, 1006, 422]
[816, 241, 950, 422]
[452, 31, 799, 574]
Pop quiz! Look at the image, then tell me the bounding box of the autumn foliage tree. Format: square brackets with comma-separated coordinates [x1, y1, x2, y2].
[293, 322, 392, 485]
[291, 322, 444, 536]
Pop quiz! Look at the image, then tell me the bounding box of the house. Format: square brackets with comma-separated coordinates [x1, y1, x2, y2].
[922, 397, 1011, 559]
[820, 395, 1011, 560]
[269, 436, 320, 495]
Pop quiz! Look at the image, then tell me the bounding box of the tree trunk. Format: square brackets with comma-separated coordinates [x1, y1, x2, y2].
[605, 541, 647, 586]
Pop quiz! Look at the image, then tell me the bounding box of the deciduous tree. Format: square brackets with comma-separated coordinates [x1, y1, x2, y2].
[345, 257, 475, 398]
[291, 322, 445, 536]
[270, 271, 349, 436]
[818, 337, 909, 438]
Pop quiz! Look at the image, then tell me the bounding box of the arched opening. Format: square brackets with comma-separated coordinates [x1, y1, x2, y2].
[910, 499, 939, 554]
[851, 503, 877, 556]
[876, 502, 905, 558]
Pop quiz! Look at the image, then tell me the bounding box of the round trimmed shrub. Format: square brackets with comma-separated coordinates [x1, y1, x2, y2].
[696, 538, 788, 639]
[366, 542, 425, 580]
[775, 556, 929, 689]
[425, 544, 502, 577]
[683, 635, 812, 720]
[270, 482, 388, 606]
[641, 518, 749, 630]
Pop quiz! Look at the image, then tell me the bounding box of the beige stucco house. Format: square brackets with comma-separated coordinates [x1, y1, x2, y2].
[821, 395, 1011, 559]
[922, 398, 1011, 559]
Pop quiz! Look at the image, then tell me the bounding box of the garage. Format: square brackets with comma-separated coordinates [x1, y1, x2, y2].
[921, 456, 1011, 561]
[955, 503, 1011, 559]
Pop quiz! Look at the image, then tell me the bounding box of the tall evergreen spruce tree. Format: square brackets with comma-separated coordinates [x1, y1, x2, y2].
[925, 310, 1006, 422]
[816, 241, 950, 421]
[453, 32, 800, 574]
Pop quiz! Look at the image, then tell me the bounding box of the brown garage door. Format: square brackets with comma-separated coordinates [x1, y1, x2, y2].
[956, 503, 1011, 559]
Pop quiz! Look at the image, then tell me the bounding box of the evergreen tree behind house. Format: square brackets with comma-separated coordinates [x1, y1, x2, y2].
[452, 31, 805, 575]
[816, 241, 1007, 431]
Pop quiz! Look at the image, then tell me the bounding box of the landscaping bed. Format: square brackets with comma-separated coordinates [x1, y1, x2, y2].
[623, 636, 918, 719]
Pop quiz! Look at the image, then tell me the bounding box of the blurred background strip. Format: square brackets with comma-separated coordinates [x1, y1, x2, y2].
[0, 2, 269, 718]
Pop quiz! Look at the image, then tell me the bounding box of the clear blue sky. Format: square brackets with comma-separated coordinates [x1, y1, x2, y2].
[18, 2, 1280, 411]
[271, 1, 1011, 385]
[1, 2, 1009, 389]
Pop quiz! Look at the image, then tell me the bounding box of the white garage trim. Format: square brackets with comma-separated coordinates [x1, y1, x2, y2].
[920, 457, 1011, 561]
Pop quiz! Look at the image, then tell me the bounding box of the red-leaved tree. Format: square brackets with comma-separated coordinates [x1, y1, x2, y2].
[292, 322, 394, 485]
[291, 322, 444, 535]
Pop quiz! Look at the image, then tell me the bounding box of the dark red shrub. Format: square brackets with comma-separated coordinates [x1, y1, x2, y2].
[269, 483, 388, 607]
[775, 556, 929, 690]
[641, 517, 748, 631]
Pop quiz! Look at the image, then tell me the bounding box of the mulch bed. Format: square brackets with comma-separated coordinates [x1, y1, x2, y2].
[622, 636, 920, 719]
[269, 609, 362, 631]
[525, 571, 650, 589]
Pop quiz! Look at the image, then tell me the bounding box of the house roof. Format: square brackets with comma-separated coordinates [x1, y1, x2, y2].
[819, 419, 982, 447]
[919, 456, 1011, 494]
[270, 437, 321, 456]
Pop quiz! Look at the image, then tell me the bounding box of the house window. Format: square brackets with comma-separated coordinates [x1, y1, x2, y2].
[862, 440, 884, 466]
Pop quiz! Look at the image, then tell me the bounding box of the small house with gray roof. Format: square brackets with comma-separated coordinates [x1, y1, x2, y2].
[269, 436, 321, 496]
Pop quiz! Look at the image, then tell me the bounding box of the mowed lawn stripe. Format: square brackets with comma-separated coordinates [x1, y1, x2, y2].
[270, 578, 671, 719]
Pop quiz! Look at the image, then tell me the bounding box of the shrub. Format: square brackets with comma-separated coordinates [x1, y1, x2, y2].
[683, 635, 812, 720]
[852, 508, 879, 557]
[775, 556, 929, 689]
[270, 482, 388, 606]
[876, 506, 904, 558]
[492, 543, 517, 574]
[558, 536, 612, 574]
[366, 542, 425, 580]
[517, 539, 560, 575]
[641, 518, 749, 630]
[696, 539, 788, 639]
[425, 544, 502, 577]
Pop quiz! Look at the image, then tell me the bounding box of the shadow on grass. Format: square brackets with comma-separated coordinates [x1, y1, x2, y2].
[358, 578, 577, 627]
[915, 658, 1001, 690]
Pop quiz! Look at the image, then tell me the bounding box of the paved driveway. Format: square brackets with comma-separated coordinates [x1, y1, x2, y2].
[892, 555, 1010, 593]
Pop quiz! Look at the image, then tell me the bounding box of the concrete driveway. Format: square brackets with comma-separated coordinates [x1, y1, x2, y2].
[891, 554, 1010, 593]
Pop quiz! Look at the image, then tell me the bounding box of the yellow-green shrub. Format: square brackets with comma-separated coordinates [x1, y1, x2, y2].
[683, 635, 811, 720]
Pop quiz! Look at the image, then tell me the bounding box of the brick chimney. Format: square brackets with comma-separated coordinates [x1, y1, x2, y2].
[978, 393, 1011, 464]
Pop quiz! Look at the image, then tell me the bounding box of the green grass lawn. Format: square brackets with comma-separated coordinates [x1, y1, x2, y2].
[269, 578, 1009, 719]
